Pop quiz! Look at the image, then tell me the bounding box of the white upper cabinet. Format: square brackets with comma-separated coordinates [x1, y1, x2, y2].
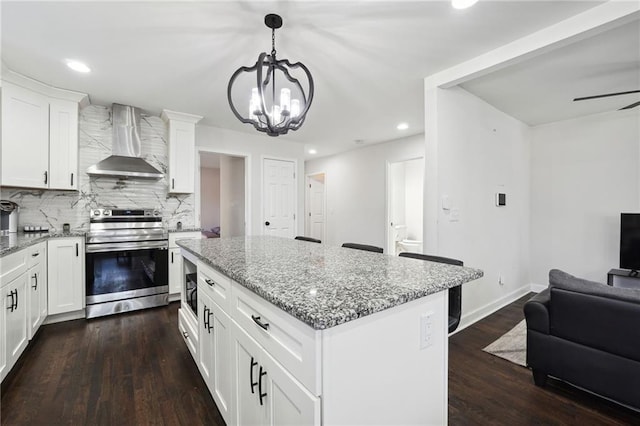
[1, 81, 50, 189]
[49, 98, 79, 190]
[161, 109, 202, 194]
[1, 71, 87, 190]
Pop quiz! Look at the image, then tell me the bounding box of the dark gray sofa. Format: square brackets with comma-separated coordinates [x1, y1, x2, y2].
[524, 269, 640, 410]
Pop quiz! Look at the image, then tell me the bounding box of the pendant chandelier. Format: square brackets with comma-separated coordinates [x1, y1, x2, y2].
[227, 14, 314, 137]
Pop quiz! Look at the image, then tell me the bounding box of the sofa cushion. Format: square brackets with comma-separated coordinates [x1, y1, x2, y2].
[549, 269, 640, 304]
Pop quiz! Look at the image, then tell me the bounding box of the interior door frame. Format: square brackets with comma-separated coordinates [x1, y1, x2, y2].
[385, 156, 425, 255]
[196, 147, 252, 236]
[305, 171, 327, 242]
[260, 155, 299, 237]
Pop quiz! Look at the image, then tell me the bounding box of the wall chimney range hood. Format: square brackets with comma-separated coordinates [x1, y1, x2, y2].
[86, 104, 164, 179]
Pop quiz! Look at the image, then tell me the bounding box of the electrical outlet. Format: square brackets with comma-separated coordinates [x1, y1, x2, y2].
[420, 312, 434, 349]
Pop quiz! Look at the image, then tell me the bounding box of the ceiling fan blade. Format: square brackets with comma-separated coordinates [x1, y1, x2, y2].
[573, 90, 640, 102]
[619, 100, 640, 110]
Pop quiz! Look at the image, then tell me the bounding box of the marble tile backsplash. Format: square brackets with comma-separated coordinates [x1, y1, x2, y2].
[0, 105, 195, 231]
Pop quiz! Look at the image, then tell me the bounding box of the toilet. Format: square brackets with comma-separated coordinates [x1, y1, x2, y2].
[393, 224, 423, 255]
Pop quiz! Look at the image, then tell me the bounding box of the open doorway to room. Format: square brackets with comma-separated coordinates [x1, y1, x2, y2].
[386, 157, 424, 256]
[198, 151, 249, 238]
[305, 172, 326, 242]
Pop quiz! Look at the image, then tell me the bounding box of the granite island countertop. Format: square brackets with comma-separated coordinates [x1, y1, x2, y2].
[0, 230, 86, 258]
[177, 236, 484, 330]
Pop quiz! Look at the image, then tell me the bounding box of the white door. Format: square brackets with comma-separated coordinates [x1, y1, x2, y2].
[305, 174, 325, 241]
[263, 159, 296, 238]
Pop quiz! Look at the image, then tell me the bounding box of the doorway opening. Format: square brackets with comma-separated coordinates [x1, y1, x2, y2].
[198, 151, 248, 238]
[386, 157, 424, 255]
[305, 172, 326, 242]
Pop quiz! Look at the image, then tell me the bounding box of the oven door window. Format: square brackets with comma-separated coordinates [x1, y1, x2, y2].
[86, 248, 169, 297]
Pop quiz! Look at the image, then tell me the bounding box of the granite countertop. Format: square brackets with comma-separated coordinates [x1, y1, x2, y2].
[0, 230, 86, 258]
[177, 236, 484, 330]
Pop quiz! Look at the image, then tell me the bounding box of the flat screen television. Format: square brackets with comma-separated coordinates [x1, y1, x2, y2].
[620, 213, 640, 271]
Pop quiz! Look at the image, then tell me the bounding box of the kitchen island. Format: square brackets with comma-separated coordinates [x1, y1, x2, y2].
[177, 236, 483, 425]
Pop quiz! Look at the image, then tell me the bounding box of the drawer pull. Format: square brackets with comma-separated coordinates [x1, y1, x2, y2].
[205, 278, 215, 287]
[258, 366, 267, 406]
[31, 252, 40, 257]
[250, 357, 259, 394]
[251, 315, 270, 331]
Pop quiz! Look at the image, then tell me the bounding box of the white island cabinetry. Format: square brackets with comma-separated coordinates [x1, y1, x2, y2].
[177, 236, 482, 425]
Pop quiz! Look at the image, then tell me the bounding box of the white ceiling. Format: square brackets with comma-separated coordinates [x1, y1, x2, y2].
[461, 19, 640, 126]
[2, 1, 621, 159]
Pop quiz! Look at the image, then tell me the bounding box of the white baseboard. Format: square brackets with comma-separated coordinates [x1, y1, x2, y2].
[530, 283, 547, 293]
[44, 309, 86, 324]
[450, 284, 532, 335]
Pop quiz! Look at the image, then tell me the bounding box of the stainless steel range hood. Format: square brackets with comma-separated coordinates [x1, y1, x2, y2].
[87, 104, 164, 179]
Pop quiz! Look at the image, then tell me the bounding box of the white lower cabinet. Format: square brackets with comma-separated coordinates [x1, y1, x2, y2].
[27, 242, 47, 339]
[199, 288, 233, 422]
[47, 237, 84, 315]
[232, 321, 320, 426]
[169, 232, 201, 296]
[2, 272, 28, 382]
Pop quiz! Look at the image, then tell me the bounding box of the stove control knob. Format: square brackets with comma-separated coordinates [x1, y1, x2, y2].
[104, 210, 111, 216]
[153, 210, 160, 216]
[92, 210, 101, 217]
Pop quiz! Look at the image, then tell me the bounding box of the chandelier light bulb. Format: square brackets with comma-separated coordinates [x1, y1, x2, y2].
[280, 88, 291, 115]
[291, 99, 300, 118]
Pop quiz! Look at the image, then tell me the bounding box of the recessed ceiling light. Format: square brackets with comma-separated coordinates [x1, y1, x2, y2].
[308, 149, 317, 155]
[452, 0, 479, 10]
[66, 60, 91, 73]
[397, 122, 409, 130]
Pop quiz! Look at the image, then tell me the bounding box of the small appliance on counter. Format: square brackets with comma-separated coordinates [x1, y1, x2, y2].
[0, 200, 19, 235]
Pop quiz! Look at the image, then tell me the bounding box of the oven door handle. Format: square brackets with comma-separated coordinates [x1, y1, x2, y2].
[85, 240, 168, 253]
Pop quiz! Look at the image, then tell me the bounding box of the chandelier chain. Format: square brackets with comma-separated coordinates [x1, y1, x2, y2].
[271, 28, 276, 57]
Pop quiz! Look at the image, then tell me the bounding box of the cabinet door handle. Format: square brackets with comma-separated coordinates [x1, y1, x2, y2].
[32, 273, 38, 290]
[207, 311, 213, 332]
[14, 289, 18, 310]
[7, 290, 14, 312]
[203, 306, 210, 331]
[44, 171, 48, 185]
[76, 243, 79, 256]
[71, 173, 74, 186]
[172, 178, 175, 189]
[258, 366, 267, 406]
[250, 357, 259, 394]
[251, 315, 270, 331]
[205, 278, 215, 287]
[171, 252, 174, 263]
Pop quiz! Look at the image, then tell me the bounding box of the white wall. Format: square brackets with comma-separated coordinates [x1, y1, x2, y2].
[425, 86, 531, 329]
[530, 109, 640, 286]
[200, 167, 220, 231]
[305, 134, 424, 248]
[196, 125, 306, 236]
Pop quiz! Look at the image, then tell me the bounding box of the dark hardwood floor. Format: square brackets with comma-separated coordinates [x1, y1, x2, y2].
[449, 293, 640, 425]
[2, 296, 638, 425]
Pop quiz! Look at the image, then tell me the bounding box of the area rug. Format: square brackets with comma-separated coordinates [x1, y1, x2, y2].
[483, 319, 527, 367]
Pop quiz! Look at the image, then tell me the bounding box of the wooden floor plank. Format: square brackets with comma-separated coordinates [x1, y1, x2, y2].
[2, 296, 638, 424]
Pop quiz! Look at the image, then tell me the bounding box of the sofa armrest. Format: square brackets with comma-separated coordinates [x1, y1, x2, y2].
[524, 289, 550, 334]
